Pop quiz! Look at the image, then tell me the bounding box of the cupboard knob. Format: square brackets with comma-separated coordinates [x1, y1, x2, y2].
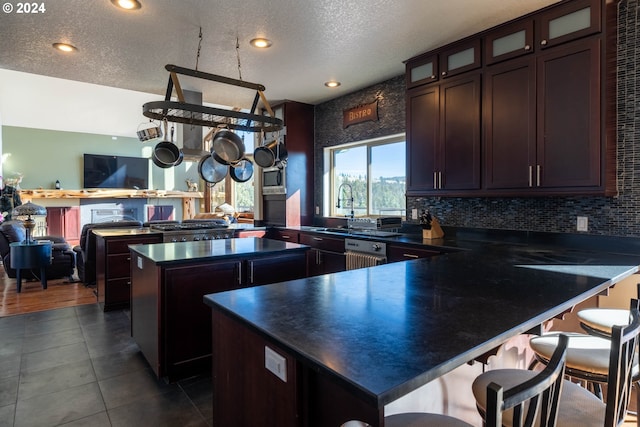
[524, 44, 531, 51]
[441, 71, 447, 76]
[541, 39, 548, 46]
[430, 75, 436, 79]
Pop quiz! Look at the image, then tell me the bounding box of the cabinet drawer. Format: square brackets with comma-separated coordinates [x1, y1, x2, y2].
[299, 233, 344, 253]
[387, 245, 440, 262]
[106, 277, 131, 305]
[107, 236, 160, 254]
[267, 229, 299, 242]
[107, 253, 132, 278]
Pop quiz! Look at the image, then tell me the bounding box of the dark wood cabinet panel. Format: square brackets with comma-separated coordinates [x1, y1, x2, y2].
[440, 73, 481, 190]
[406, 73, 481, 194]
[536, 37, 601, 189]
[96, 233, 162, 311]
[212, 309, 299, 426]
[46, 206, 80, 246]
[248, 252, 307, 285]
[299, 232, 346, 277]
[406, 85, 438, 192]
[264, 228, 299, 243]
[484, 56, 536, 189]
[164, 261, 241, 380]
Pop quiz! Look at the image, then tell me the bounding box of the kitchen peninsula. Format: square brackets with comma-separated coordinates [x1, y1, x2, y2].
[204, 238, 640, 426]
[129, 237, 309, 381]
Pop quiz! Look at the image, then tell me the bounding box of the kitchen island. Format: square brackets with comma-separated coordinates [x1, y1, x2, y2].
[204, 241, 640, 426]
[129, 237, 309, 381]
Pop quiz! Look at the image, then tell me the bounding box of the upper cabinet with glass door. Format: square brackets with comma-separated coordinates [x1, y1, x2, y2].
[406, 53, 438, 89]
[537, 0, 601, 49]
[439, 39, 482, 78]
[485, 20, 534, 65]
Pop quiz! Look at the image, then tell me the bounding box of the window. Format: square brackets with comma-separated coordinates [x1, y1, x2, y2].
[325, 134, 406, 218]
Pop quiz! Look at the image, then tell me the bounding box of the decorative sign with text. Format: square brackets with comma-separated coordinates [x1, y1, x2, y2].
[343, 100, 379, 128]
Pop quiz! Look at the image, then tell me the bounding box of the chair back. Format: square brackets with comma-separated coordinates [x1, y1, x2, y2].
[604, 299, 640, 427]
[486, 334, 568, 427]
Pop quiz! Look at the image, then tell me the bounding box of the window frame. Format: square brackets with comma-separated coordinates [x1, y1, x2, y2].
[323, 133, 406, 218]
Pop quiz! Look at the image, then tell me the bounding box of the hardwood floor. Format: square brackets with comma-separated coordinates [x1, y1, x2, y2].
[0, 265, 96, 317]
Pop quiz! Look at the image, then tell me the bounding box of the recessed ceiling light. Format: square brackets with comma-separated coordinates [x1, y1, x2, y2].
[324, 81, 341, 88]
[250, 38, 272, 48]
[52, 43, 78, 53]
[110, 0, 141, 10]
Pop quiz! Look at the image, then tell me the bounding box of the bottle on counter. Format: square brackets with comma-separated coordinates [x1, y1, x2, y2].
[55, 180, 61, 189]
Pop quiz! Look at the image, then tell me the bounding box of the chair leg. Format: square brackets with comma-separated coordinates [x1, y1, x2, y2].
[635, 381, 640, 427]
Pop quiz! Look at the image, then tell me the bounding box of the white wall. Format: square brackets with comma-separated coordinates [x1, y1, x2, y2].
[0, 69, 163, 137]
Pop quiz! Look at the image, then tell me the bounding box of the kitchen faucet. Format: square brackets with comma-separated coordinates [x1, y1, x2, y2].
[336, 183, 354, 218]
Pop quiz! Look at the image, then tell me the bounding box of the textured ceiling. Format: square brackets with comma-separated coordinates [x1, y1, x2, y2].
[0, 0, 560, 107]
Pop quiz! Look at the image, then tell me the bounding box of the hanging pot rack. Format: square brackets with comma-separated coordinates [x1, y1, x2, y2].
[142, 64, 283, 133]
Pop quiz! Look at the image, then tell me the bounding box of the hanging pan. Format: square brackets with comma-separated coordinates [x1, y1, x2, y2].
[229, 158, 254, 183]
[254, 139, 288, 168]
[152, 121, 181, 168]
[198, 154, 228, 184]
[211, 129, 245, 164]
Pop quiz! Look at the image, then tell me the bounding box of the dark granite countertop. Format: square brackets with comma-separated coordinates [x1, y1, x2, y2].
[129, 237, 308, 265]
[203, 238, 640, 407]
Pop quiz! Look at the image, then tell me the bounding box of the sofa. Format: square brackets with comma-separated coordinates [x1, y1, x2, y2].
[0, 220, 76, 281]
[73, 220, 143, 286]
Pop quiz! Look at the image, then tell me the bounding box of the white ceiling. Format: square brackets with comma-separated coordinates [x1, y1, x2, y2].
[0, 0, 560, 108]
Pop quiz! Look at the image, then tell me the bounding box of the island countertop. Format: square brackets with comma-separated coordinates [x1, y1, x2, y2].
[204, 242, 640, 409]
[129, 237, 308, 265]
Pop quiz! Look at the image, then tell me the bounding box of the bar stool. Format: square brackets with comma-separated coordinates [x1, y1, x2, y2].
[349, 334, 569, 427]
[576, 283, 639, 338]
[473, 303, 640, 427]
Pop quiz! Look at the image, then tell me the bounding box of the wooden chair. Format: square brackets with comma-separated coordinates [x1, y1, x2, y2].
[476, 303, 640, 427]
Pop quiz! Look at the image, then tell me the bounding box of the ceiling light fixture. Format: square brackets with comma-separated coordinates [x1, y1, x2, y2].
[324, 81, 341, 88]
[52, 43, 78, 53]
[110, 0, 141, 10]
[250, 38, 272, 48]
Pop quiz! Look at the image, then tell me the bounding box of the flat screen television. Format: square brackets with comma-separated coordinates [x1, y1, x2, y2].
[83, 154, 149, 189]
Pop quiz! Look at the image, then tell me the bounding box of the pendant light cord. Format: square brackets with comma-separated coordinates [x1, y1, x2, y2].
[195, 27, 203, 71]
[236, 36, 243, 81]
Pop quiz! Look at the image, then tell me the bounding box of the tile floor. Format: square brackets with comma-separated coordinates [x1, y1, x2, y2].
[0, 304, 212, 427]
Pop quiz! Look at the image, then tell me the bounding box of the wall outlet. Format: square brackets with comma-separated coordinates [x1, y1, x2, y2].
[265, 346, 287, 382]
[577, 216, 588, 232]
[411, 209, 418, 220]
[315, 205, 320, 215]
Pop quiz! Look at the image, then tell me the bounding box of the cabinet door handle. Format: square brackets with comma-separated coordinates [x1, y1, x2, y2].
[313, 237, 323, 241]
[433, 172, 437, 189]
[403, 254, 419, 259]
[430, 74, 436, 79]
[250, 262, 254, 284]
[281, 235, 291, 239]
[528, 166, 533, 187]
[541, 39, 548, 46]
[238, 262, 243, 285]
[441, 71, 447, 76]
[438, 172, 442, 189]
[536, 165, 541, 187]
[524, 44, 531, 51]
[127, 257, 130, 261]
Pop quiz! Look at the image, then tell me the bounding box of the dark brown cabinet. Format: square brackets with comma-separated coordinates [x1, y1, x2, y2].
[407, 0, 614, 197]
[262, 101, 314, 227]
[406, 73, 481, 195]
[440, 39, 482, 78]
[536, 37, 601, 190]
[264, 228, 300, 243]
[46, 206, 80, 246]
[406, 53, 438, 89]
[484, 56, 536, 190]
[131, 249, 308, 381]
[299, 232, 346, 277]
[95, 232, 162, 311]
[537, 0, 601, 50]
